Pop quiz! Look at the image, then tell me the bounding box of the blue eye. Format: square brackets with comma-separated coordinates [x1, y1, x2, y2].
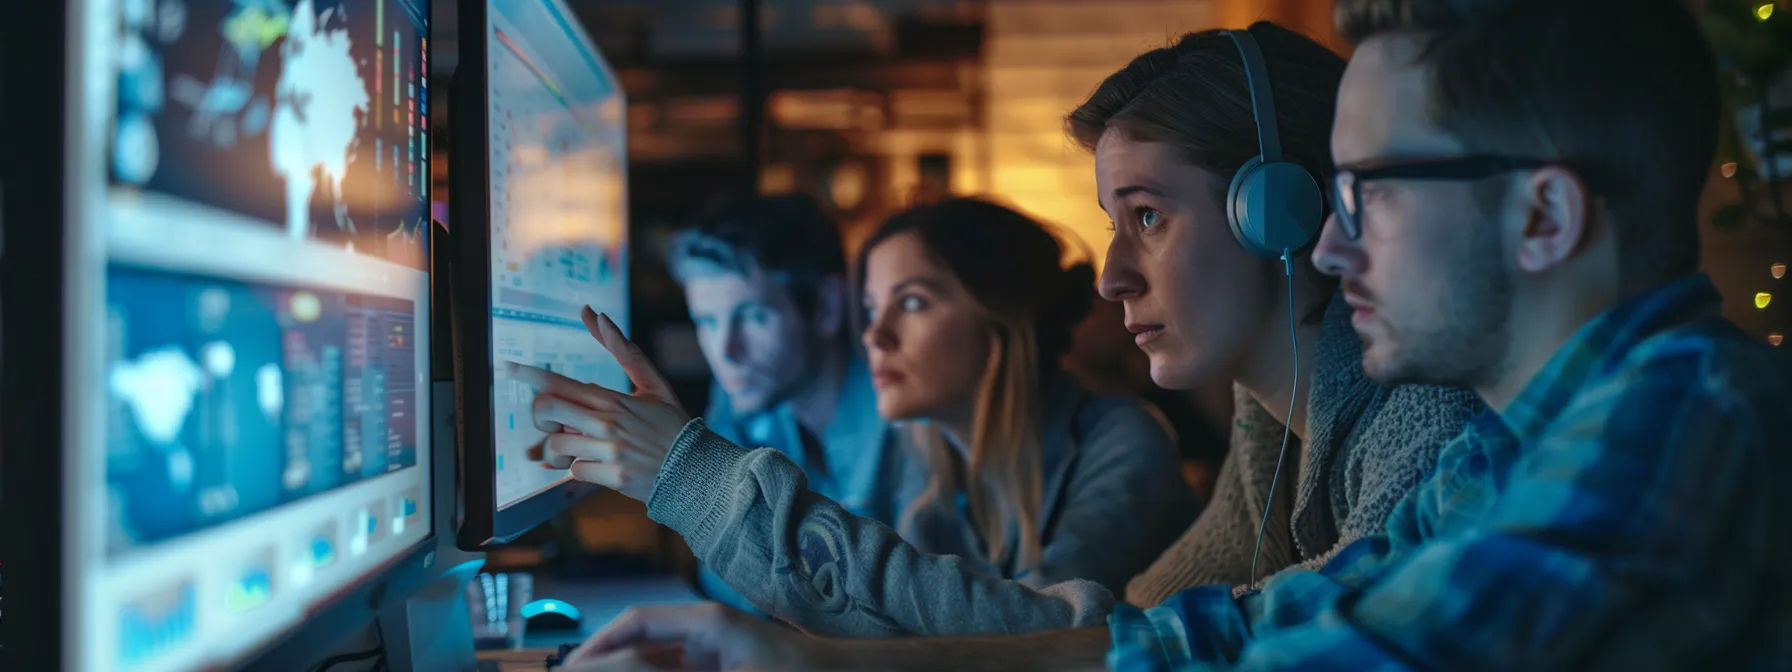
[1140, 209, 1162, 228]
[900, 295, 925, 312]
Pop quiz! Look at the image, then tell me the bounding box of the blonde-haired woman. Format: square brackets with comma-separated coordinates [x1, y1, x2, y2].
[514, 198, 1195, 636]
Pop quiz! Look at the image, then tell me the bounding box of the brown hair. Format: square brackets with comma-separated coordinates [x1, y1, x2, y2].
[667, 194, 847, 319]
[1333, 0, 1721, 287]
[1065, 21, 1345, 321]
[855, 198, 1096, 572]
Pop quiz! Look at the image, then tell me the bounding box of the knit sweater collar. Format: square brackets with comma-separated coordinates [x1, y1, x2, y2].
[1230, 291, 1382, 561]
[1289, 291, 1382, 558]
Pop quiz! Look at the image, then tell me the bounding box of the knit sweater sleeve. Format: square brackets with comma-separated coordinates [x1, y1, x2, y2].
[1122, 385, 1297, 608]
[647, 419, 1116, 637]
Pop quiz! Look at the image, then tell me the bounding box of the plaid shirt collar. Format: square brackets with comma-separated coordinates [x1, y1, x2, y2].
[1498, 273, 1722, 442]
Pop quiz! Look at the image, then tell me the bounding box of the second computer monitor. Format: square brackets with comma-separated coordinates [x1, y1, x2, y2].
[454, 0, 630, 548]
[37, 1, 442, 669]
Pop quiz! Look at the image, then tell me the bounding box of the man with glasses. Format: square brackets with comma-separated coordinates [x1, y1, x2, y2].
[555, 0, 1792, 668]
[1124, 0, 1790, 666]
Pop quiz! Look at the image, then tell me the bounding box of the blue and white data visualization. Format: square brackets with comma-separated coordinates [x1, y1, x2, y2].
[72, 1, 434, 670]
[113, 0, 433, 266]
[483, 0, 630, 510]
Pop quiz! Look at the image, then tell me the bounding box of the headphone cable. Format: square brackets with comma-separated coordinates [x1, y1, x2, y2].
[1248, 249, 1301, 592]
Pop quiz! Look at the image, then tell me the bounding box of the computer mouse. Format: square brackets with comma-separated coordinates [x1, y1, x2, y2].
[522, 598, 583, 631]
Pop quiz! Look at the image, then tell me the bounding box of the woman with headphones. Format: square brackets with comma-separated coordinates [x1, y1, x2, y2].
[1074, 22, 1483, 608]
[536, 21, 1484, 646]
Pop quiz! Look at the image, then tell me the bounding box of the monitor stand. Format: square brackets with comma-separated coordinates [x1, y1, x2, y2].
[374, 381, 492, 672]
[379, 549, 486, 672]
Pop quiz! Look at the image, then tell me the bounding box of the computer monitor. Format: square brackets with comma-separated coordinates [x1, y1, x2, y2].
[452, 0, 630, 549]
[10, 1, 439, 669]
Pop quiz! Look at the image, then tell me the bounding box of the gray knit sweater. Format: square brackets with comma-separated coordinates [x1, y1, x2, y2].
[645, 380, 1194, 637]
[1124, 294, 1486, 606]
[647, 293, 1482, 636]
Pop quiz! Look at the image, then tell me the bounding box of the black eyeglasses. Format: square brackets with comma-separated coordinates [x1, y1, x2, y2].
[1331, 155, 1553, 240]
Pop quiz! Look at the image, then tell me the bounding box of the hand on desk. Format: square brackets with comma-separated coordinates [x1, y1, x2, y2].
[559, 602, 828, 671]
[510, 306, 691, 503]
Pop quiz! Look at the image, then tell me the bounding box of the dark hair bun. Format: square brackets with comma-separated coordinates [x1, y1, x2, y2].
[1036, 262, 1098, 367]
[1058, 263, 1097, 327]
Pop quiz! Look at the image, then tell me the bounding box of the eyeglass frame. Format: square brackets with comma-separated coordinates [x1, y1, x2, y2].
[1330, 155, 1556, 241]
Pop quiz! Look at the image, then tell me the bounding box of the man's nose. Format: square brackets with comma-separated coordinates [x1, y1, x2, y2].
[1310, 213, 1362, 278]
[723, 321, 750, 363]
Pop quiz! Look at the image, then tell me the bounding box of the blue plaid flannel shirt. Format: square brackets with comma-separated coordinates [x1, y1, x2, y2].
[1108, 273, 1792, 671]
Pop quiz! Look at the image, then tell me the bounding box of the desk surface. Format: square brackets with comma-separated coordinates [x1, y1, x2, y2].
[477, 648, 560, 672]
[512, 573, 704, 650]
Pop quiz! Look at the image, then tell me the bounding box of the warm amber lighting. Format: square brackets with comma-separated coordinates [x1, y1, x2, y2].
[1771, 333, 1784, 347]
[1723, 162, 1739, 178]
[828, 161, 870, 211]
[1757, 292, 1774, 309]
[1759, 3, 1776, 20]
[1774, 263, 1786, 279]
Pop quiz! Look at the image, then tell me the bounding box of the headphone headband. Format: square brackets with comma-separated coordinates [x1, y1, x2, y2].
[1218, 26, 1323, 260]
[1224, 29, 1284, 163]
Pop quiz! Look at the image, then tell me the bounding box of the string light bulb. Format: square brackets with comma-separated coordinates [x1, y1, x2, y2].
[1757, 292, 1774, 309]
[1758, 3, 1775, 20]
[1774, 262, 1786, 279]
[1771, 333, 1784, 347]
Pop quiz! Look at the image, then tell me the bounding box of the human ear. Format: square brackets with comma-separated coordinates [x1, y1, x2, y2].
[1513, 166, 1591, 274]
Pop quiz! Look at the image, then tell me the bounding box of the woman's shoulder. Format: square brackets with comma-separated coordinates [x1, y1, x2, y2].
[1058, 384, 1179, 461]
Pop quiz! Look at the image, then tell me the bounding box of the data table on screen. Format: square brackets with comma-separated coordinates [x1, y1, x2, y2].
[483, 0, 630, 513]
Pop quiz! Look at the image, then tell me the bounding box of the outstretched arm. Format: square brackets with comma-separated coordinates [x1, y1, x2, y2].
[649, 419, 1116, 637]
[511, 307, 1117, 637]
[564, 602, 1111, 672]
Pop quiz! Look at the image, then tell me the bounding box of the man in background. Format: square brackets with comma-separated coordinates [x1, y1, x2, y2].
[664, 195, 900, 616]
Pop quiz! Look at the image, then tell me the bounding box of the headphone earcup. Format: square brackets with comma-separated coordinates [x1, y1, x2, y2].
[1227, 156, 1324, 258]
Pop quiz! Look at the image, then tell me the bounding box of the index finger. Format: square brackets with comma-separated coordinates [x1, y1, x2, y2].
[504, 361, 624, 411]
[580, 308, 681, 407]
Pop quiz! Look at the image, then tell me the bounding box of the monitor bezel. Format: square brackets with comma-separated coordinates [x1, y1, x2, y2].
[450, 0, 606, 551]
[3, 1, 75, 668]
[33, 1, 448, 669]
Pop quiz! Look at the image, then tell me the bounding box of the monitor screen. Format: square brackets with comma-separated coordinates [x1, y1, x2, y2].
[476, 0, 629, 514]
[69, 0, 434, 669]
